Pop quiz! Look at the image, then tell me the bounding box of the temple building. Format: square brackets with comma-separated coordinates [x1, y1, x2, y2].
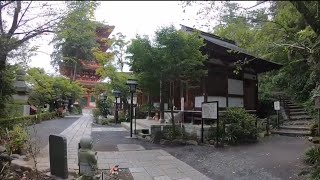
[137, 25, 282, 122]
[59, 24, 115, 108]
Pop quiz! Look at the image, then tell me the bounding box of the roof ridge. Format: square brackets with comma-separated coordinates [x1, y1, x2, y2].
[180, 24, 236, 45]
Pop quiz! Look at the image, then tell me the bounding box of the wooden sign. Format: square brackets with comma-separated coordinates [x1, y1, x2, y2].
[202, 101, 218, 119]
[315, 96, 320, 109]
[274, 101, 280, 111]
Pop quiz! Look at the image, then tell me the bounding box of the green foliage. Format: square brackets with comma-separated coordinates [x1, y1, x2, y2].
[92, 108, 101, 121]
[96, 98, 112, 117]
[27, 67, 83, 109]
[6, 125, 28, 154]
[164, 127, 182, 141]
[305, 146, 320, 165]
[51, 1, 100, 67]
[184, 1, 320, 115]
[221, 108, 257, 144]
[0, 66, 17, 118]
[0, 112, 57, 130]
[111, 32, 130, 72]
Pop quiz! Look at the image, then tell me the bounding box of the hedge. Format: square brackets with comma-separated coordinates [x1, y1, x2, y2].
[0, 112, 58, 129]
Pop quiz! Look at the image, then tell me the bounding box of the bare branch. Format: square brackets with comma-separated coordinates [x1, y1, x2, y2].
[240, 1, 267, 11]
[290, 1, 320, 36]
[273, 42, 312, 53]
[16, 1, 33, 29]
[8, 1, 22, 36]
[0, 1, 13, 9]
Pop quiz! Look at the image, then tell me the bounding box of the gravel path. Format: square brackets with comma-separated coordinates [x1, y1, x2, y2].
[27, 116, 81, 149]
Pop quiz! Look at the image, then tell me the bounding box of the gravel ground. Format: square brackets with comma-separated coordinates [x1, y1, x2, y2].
[27, 116, 80, 149]
[92, 125, 312, 180]
[164, 136, 311, 180]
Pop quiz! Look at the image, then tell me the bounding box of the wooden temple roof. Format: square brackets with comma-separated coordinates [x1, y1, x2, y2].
[180, 25, 282, 74]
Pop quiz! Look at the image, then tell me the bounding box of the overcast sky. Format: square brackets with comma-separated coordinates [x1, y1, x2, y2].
[28, 1, 257, 74]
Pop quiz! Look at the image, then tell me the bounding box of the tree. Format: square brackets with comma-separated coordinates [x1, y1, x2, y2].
[0, 1, 65, 113]
[182, 1, 320, 113]
[127, 35, 161, 117]
[128, 26, 207, 132]
[111, 32, 130, 72]
[27, 67, 83, 112]
[51, 1, 109, 80]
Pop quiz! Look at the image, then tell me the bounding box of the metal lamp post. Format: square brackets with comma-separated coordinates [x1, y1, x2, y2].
[126, 79, 138, 137]
[112, 90, 121, 124]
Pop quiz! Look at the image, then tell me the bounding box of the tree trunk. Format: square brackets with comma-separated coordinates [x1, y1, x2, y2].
[159, 79, 164, 120]
[147, 92, 151, 117]
[0, 54, 8, 113]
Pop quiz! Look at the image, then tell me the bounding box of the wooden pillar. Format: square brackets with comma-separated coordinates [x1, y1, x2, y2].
[86, 95, 90, 107]
[180, 80, 184, 109]
[203, 77, 208, 103]
[186, 81, 188, 108]
[226, 69, 229, 108]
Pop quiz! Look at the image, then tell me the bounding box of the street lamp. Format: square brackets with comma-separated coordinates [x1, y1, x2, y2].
[112, 90, 121, 124]
[126, 79, 138, 137]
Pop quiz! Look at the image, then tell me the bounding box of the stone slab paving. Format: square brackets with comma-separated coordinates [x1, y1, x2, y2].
[117, 144, 145, 151]
[35, 113, 93, 172]
[92, 127, 127, 132]
[97, 149, 211, 180]
[32, 110, 211, 180]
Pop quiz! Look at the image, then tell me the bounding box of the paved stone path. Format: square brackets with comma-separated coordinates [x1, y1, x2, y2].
[36, 113, 92, 171]
[34, 112, 211, 180]
[98, 149, 211, 180]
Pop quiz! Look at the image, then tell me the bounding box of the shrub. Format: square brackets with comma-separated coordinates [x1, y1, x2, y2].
[6, 125, 28, 154]
[305, 146, 320, 178]
[305, 146, 320, 165]
[0, 112, 57, 130]
[222, 108, 257, 144]
[163, 127, 182, 140]
[92, 108, 101, 120]
[101, 119, 109, 125]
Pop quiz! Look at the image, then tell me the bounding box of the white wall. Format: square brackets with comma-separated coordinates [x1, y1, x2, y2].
[228, 79, 243, 95]
[228, 97, 244, 107]
[195, 96, 227, 108]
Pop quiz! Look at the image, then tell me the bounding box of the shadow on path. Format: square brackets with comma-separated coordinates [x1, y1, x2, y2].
[27, 116, 81, 149]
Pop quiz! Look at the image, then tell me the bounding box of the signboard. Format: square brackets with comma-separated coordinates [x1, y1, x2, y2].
[181, 97, 184, 111]
[202, 101, 218, 119]
[315, 96, 320, 109]
[274, 101, 280, 111]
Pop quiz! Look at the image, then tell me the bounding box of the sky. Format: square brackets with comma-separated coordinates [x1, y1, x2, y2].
[28, 1, 257, 74]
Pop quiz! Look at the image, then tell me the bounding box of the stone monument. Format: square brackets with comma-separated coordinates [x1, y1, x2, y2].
[49, 135, 68, 179]
[78, 136, 98, 179]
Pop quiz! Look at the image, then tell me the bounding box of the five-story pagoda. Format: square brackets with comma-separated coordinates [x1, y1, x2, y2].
[59, 24, 115, 108]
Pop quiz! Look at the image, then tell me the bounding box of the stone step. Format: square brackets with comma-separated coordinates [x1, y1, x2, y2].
[121, 122, 149, 133]
[279, 125, 310, 131]
[271, 129, 311, 136]
[283, 120, 313, 126]
[289, 108, 305, 112]
[290, 115, 312, 120]
[290, 111, 308, 116]
[288, 105, 301, 109]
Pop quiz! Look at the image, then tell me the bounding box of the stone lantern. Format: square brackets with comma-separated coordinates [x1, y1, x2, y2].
[78, 136, 98, 179]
